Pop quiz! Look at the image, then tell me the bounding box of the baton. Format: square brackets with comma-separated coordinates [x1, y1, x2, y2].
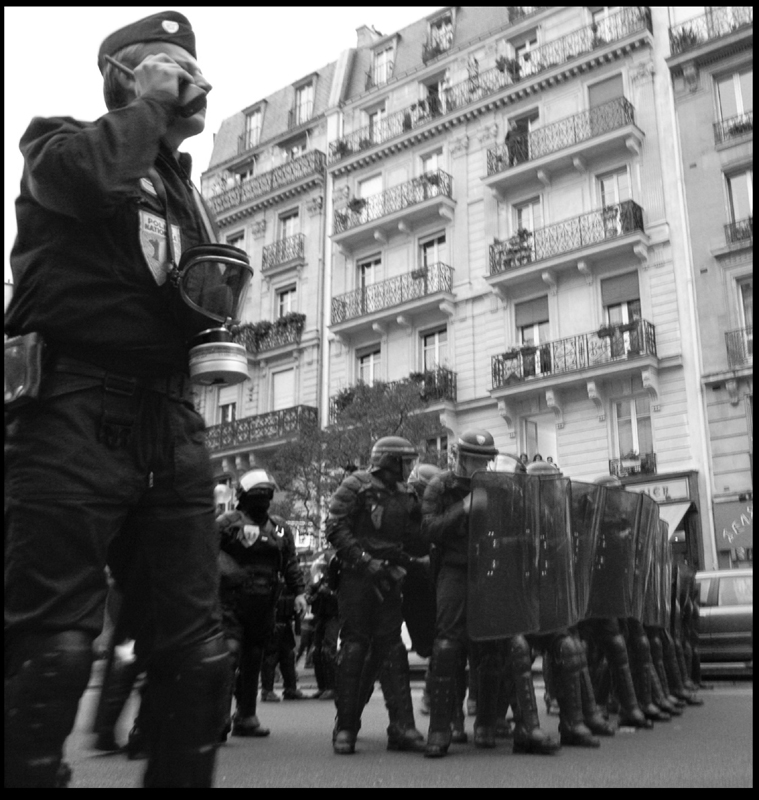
[104, 54, 207, 118]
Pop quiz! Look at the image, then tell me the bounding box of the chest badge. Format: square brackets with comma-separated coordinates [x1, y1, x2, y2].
[138, 209, 182, 285]
[238, 524, 261, 548]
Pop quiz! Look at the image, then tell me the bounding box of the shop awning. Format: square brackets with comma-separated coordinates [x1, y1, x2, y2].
[658, 502, 694, 542]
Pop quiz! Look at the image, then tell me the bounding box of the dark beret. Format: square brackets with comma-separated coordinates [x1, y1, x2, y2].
[98, 10, 196, 73]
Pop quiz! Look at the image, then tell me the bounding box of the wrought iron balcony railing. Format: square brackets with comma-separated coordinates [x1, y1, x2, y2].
[205, 405, 318, 453]
[726, 327, 753, 369]
[422, 31, 453, 63]
[331, 262, 453, 324]
[262, 233, 305, 270]
[725, 216, 753, 246]
[333, 171, 453, 235]
[329, 367, 457, 422]
[669, 7, 752, 56]
[509, 7, 547, 24]
[714, 111, 753, 144]
[491, 319, 657, 389]
[609, 452, 657, 479]
[288, 102, 314, 130]
[207, 150, 326, 216]
[487, 97, 636, 175]
[329, 7, 651, 163]
[489, 200, 644, 275]
[365, 61, 394, 90]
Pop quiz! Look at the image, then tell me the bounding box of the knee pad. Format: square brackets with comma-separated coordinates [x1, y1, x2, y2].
[508, 635, 531, 671]
[607, 633, 629, 664]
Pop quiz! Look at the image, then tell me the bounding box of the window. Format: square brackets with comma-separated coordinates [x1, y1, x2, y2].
[420, 232, 447, 268]
[427, 435, 448, 460]
[615, 394, 653, 458]
[429, 14, 453, 51]
[218, 402, 236, 424]
[422, 328, 448, 371]
[227, 233, 244, 250]
[514, 196, 543, 234]
[358, 255, 381, 290]
[602, 271, 641, 357]
[358, 349, 381, 386]
[272, 368, 295, 411]
[277, 286, 297, 317]
[727, 169, 753, 225]
[738, 278, 753, 357]
[373, 47, 394, 86]
[515, 37, 537, 61]
[281, 138, 306, 162]
[294, 83, 314, 126]
[515, 295, 550, 377]
[244, 108, 262, 149]
[422, 151, 442, 175]
[588, 74, 624, 108]
[359, 174, 382, 200]
[279, 210, 299, 240]
[716, 67, 753, 121]
[598, 167, 631, 207]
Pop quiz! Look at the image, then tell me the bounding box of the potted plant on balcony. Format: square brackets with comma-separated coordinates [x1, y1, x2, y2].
[274, 311, 306, 339]
[727, 118, 753, 138]
[411, 266, 428, 280]
[347, 197, 367, 215]
[358, 137, 373, 151]
[333, 140, 353, 159]
[596, 324, 615, 339]
[507, 228, 533, 266]
[502, 347, 521, 360]
[620, 449, 640, 469]
[618, 320, 637, 333]
[670, 26, 700, 54]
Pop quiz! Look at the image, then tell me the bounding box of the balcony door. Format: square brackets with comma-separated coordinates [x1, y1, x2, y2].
[588, 73, 624, 137]
[598, 167, 631, 235]
[516, 295, 550, 378]
[726, 169, 753, 241]
[358, 348, 381, 386]
[422, 327, 448, 371]
[614, 394, 652, 462]
[602, 271, 641, 358]
[279, 209, 299, 241]
[524, 413, 557, 463]
[272, 368, 295, 412]
[739, 278, 753, 359]
[716, 67, 753, 123]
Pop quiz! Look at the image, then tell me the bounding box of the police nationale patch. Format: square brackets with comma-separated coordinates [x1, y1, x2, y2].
[162, 19, 179, 33]
[138, 210, 181, 285]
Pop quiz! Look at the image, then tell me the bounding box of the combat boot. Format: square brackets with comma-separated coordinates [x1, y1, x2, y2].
[451, 649, 469, 744]
[578, 649, 615, 736]
[648, 627, 686, 711]
[473, 645, 502, 749]
[662, 631, 703, 706]
[380, 641, 426, 753]
[333, 641, 368, 754]
[607, 633, 652, 729]
[424, 640, 461, 758]
[649, 663, 682, 716]
[509, 636, 560, 755]
[553, 637, 600, 748]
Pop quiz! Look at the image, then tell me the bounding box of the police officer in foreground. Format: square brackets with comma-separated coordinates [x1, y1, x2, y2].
[326, 436, 426, 755]
[4, 11, 234, 788]
[217, 469, 307, 738]
[423, 431, 560, 758]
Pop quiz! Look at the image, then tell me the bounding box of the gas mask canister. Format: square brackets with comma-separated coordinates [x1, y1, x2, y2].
[170, 243, 254, 385]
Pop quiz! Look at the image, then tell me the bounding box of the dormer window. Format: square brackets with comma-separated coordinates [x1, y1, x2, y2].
[423, 10, 454, 62]
[371, 46, 394, 87]
[293, 82, 314, 127]
[244, 107, 262, 150]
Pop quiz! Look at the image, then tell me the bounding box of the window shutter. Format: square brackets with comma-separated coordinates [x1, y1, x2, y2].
[272, 369, 295, 411]
[588, 74, 624, 107]
[515, 295, 549, 328]
[601, 272, 640, 306]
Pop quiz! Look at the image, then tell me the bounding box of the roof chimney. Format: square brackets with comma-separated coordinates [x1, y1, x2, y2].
[356, 24, 383, 48]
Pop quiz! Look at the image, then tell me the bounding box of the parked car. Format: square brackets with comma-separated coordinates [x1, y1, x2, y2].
[694, 568, 753, 667]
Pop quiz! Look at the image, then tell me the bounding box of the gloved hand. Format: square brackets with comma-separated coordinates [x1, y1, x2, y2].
[365, 558, 393, 595]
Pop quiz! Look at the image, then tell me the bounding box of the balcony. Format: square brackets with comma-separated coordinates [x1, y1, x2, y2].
[726, 327, 753, 370]
[233, 313, 306, 356]
[484, 97, 643, 195]
[331, 263, 454, 337]
[207, 150, 326, 221]
[262, 233, 305, 272]
[329, 367, 457, 423]
[725, 217, 753, 247]
[669, 7, 752, 56]
[492, 319, 657, 388]
[329, 7, 651, 167]
[609, 452, 657, 479]
[487, 201, 646, 298]
[332, 171, 455, 251]
[205, 405, 318, 454]
[714, 111, 753, 145]
[365, 61, 394, 90]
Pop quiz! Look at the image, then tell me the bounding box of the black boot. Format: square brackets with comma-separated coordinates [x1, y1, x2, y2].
[473, 643, 502, 748]
[577, 643, 615, 736]
[553, 637, 600, 748]
[509, 636, 560, 755]
[334, 641, 368, 754]
[379, 642, 425, 752]
[649, 663, 682, 716]
[628, 624, 670, 723]
[648, 627, 686, 711]
[451, 648, 468, 744]
[424, 640, 462, 758]
[606, 632, 652, 729]
[662, 631, 703, 705]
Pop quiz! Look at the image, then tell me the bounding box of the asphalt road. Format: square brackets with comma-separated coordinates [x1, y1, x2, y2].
[64, 669, 753, 788]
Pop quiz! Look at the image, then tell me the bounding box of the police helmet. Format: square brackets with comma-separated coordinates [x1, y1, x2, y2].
[488, 453, 526, 474]
[369, 436, 418, 476]
[595, 474, 622, 488]
[237, 468, 278, 500]
[455, 429, 498, 458]
[526, 460, 560, 476]
[408, 463, 443, 492]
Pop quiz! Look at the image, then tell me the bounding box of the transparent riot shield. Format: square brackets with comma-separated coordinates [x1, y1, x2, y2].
[535, 474, 579, 633]
[643, 506, 663, 627]
[631, 494, 657, 621]
[586, 486, 640, 619]
[569, 481, 602, 621]
[468, 471, 540, 640]
[660, 520, 673, 630]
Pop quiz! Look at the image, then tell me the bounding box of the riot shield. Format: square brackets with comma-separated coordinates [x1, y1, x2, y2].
[631, 494, 657, 620]
[586, 486, 640, 619]
[569, 481, 602, 621]
[468, 471, 540, 640]
[659, 520, 672, 630]
[535, 473, 579, 633]
[643, 506, 663, 627]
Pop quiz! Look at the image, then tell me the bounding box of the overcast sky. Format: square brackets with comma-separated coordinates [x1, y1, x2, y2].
[4, 6, 442, 283]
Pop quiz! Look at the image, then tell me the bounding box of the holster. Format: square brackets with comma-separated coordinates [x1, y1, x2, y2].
[4, 332, 45, 410]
